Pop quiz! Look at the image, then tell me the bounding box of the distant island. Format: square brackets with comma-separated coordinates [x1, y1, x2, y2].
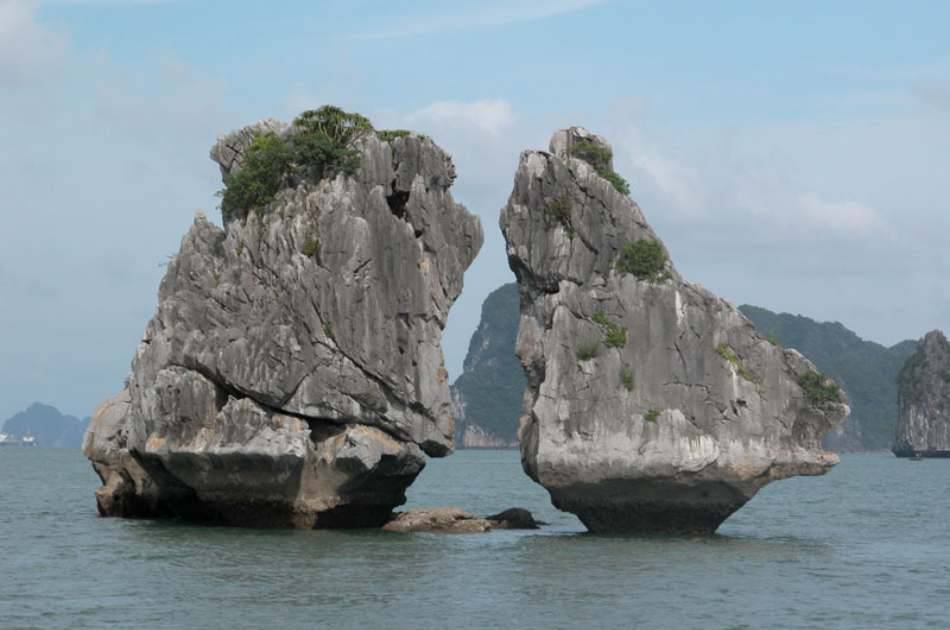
[450, 284, 523, 448]
[451, 284, 917, 452]
[2, 403, 89, 448]
[893, 330, 950, 457]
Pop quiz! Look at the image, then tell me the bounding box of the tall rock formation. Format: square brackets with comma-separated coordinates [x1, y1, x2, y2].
[893, 330, 950, 457]
[500, 127, 849, 534]
[84, 110, 483, 527]
[450, 283, 523, 448]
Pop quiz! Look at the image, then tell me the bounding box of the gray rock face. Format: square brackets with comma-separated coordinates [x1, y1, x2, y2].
[500, 127, 849, 534]
[84, 122, 483, 527]
[893, 330, 950, 457]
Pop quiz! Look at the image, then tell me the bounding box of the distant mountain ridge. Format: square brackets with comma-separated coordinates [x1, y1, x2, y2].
[2, 403, 89, 448]
[449, 283, 918, 452]
[738, 305, 917, 451]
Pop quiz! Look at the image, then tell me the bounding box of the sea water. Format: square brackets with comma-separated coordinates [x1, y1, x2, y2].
[1, 449, 947, 629]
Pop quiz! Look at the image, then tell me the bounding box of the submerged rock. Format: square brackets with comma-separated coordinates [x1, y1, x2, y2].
[383, 507, 493, 533]
[84, 113, 483, 527]
[484, 507, 544, 529]
[383, 506, 541, 533]
[500, 126, 849, 534]
[893, 330, 950, 457]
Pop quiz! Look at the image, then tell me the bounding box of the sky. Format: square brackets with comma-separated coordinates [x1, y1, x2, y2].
[1, 0, 948, 420]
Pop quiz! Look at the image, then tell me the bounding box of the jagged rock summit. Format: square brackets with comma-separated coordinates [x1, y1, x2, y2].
[893, 330, 950, 457]
[84, 108, 483, 527]
[500, 126, 849, 534]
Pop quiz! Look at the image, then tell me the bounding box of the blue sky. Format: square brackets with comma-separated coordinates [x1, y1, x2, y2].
[1, 0, 949, 419]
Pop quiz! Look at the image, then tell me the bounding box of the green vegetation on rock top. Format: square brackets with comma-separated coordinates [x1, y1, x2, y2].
[617, 239, 670, 282]
[219, 132, 293, 224]
[220, 106, 391, 223]
[799, 371, 843, 407]
[377, 129, 412, 142]
[570, 137, 630, 195]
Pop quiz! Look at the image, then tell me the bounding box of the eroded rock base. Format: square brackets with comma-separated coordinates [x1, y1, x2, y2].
[87, 405, 427, 529]
[92, 458, 420, 529]
[92, 481, 420, 528]
[572, 505, 740, 535]
[550, 481, 748, 535]
[893, 449, 950, 458]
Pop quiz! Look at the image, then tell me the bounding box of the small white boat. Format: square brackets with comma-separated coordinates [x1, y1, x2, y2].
[0, 432, 20, 447]
[21, 433, 36, 447]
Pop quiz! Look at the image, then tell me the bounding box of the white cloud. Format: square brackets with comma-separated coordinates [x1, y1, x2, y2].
[798, 193, 882, 235]
[0, 0, 235, 420]
[616, 126, 706, 217]
[610, 116, 893, 240]
[408, 99, 515, 136]
[638, 153, 704, 212]
[355, 0, 607, 40]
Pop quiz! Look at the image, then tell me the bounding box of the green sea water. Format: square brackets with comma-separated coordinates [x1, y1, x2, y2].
[1, 449, 947, 629]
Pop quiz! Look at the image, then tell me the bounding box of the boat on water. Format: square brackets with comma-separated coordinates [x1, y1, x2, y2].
[0, 432, 38, 447]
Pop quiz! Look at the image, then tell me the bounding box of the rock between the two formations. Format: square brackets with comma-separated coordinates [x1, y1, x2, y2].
[383, 507, 542, 533]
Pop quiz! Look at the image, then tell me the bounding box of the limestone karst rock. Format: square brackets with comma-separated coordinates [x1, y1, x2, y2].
[893, 330, 950, 457]
[500, 126, 849, 534]
[83, 111, 483, 527]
